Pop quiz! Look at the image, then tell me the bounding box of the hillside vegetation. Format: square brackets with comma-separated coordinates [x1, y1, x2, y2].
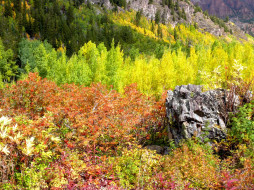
[0, 0, 253, 189]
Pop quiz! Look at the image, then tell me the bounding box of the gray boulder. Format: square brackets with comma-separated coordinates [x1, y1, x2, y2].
[145, 145, 164, 154]
[166, 84, 239, 144]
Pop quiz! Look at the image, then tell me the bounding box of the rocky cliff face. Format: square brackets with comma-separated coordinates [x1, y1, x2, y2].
[191, 0, 254, 36]
[191, 0, 254, 19]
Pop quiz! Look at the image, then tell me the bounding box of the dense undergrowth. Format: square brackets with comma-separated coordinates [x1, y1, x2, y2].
[0, 73, 253, 189]
[0, 0, 254, 189]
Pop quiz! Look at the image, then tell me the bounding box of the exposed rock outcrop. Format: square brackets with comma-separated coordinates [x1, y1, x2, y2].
[191, 0, 254, 36]
[166, 85, 240, 144]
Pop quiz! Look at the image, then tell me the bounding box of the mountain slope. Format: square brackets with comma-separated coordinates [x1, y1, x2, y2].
[191, 0, 254, 36]
[94, 0, 247, 39]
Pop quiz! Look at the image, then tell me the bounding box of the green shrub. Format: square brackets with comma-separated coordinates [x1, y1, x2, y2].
[230, 102, 254, 145]
[110, 147, 161, 189]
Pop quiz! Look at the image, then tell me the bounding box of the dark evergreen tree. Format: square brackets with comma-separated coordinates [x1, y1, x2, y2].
[53, 1, 61, 16]
[66, 5, 74, 25]
[168, 0, 173, 8]
[110, 0, 127, 8]
[87, 0, 93, 9]
[204, 10, 209, 17]
[148, 0, 153, 4]
[176, 1, 180, 12]
[194, 5, 202, 13]
[73, 0, 84, 7]
[173, 14, 175, 21]
[182, 8, 186, 20]
[25, 15, 33, 36]
[4, 0, 13, 17]
[155, 10, 161, 24]
[151, 20, 155, 33]
[162, 10, 166, 24]
[161, 0, 165, 6]
[119, 0, 127, 9]
[171, 7, 175, 15]
[34, 0, 43, 10]
[135, 10, 142, 26]
[157, 24, 163, 38]
[66, 38, 75, 56]
[194, 22, 198, 29]
[174, 28, 178, 40]
[13, 0, 22, 12]
[225, 16, 229, 22]
[119, 26, 133, 43]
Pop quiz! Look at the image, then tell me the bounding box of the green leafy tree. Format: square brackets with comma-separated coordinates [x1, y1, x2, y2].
[18, 39, 57, 78]
[0, 39, 18, 81]
[106, 40, 123, 90]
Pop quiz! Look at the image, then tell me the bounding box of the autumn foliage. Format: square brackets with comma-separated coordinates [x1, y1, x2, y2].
[0, 73, 164, 188]
[0, 73, 253, 189]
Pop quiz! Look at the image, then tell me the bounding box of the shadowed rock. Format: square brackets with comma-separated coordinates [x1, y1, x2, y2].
[145, 145, 164, 154]
[166, 84, 240, 144]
